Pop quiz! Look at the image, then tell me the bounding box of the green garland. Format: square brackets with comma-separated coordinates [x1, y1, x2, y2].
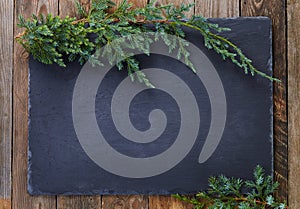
[174, 166, 288, 209]
[16, 0, 279, 87]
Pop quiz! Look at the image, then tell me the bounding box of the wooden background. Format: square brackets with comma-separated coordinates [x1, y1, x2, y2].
[0, 0, 299, 208]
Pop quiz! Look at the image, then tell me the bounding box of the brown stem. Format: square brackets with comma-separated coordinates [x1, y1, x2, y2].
[15, 31, 26, 39]
[231, 197, 288, 209]
[14, 16, 175, 39]
[72, 17, 88, 25]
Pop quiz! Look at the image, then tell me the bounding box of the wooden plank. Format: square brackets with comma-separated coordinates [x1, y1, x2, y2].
[287, 0, 300, 208]
[102, 195, 148, 209]
[59, 0, 91, 18]
[13, 1, 58, 209]
[0, 199, 11, 209]
[57, 196, 101, 209]
[241, 0, 288, 201]
[195, 0, 239, 18]
[149, 196, 193, 209]
[57, 1, 103, 208]
[148, 0, 238, 208]
[148, 0, 194, 208]
[101, 1, 150, 208]
[0, 0, 13, 208]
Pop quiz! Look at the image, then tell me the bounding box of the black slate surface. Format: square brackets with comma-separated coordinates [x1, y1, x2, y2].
[28, 17, 273, 195]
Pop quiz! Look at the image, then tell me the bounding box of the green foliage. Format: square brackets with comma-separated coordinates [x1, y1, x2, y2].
[17, 14, 95, 67]
[173, 166, 287, 209]
[16, 0, 279, 87]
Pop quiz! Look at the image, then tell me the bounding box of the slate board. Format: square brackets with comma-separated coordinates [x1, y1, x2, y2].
[28, 17, 273, 195]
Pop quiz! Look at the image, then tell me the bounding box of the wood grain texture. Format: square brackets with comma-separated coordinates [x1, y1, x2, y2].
[57, 196, 101, 209]
[57, 0, 102, 207]
[287, 0, 300, 208]
[0, 199, 11, 209]
[148, 0, 195, 208]
[13, 1, 57, 209]
[195, 0, 239, 17]
[149, 196, 193, 209]
[59, 0, 91, 18]
[8, 1, 290, 209]
[241, 0, 288, 201]
[102, 0, 147, 205]
[102, 195, 148, 209]
[0, 0, 13, 208]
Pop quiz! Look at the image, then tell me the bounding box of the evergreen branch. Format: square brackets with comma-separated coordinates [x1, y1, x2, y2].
[174, 166, 288, 209]
[174, 21, 280, 82]
[15, 0, 279, 86]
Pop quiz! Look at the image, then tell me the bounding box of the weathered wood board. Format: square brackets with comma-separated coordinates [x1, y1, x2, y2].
[13, 0, 57, 209]
[287, 0, 300, 207]
[241, 0, 288, 200]
[195, 0, 239, 17]
[0, 0, 13, 209]
[100, 0, 150, 206]
[57, 1, 103, 208]
[1, 0, 294, 208]
[149, 0, 238, 207]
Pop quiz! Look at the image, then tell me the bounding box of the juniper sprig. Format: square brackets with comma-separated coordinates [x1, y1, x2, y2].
[173, 165, 287, 209]
[16, 0, 279, 87]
